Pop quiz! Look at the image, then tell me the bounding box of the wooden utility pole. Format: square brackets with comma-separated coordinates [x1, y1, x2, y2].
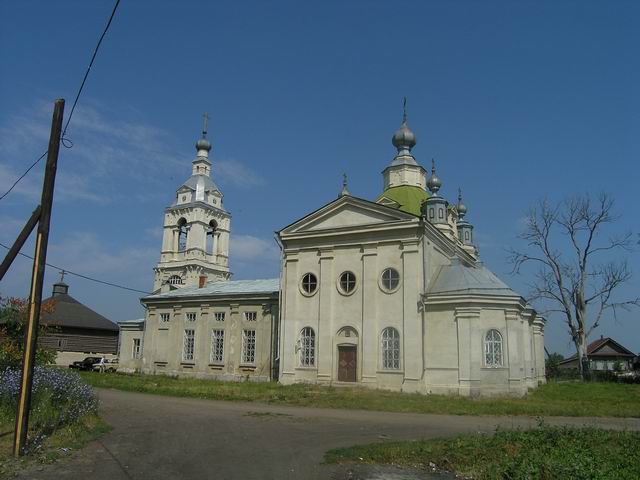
[13, 99, 64, 456]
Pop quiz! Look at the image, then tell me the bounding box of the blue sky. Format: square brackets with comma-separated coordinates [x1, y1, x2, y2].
[0, 0, 638, 357]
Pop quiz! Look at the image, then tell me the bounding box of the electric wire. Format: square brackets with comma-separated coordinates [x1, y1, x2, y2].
[0, 242, 151, 296]
[0, 0, 122, 202]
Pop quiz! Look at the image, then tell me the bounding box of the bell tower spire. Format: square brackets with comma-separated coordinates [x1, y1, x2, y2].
[153, 114, 232, 291]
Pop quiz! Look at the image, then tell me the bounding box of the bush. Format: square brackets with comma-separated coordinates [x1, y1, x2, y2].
[0, 367, 98, 450]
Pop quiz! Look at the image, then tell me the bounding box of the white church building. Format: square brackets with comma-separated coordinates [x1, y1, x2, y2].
[118, 108, 546, 396]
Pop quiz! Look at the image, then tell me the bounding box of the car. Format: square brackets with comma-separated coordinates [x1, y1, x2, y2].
[69, 356, 102, 371]
[92, 357, 118, 373]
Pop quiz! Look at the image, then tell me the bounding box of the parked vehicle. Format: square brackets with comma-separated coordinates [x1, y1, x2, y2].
[69, 356, 102, 371]
[93, 357, 118, 373]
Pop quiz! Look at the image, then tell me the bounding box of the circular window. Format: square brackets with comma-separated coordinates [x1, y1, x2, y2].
[338, 271, 356, 295]
[300, 273, 318, 295]
[380, 268, 400, 292]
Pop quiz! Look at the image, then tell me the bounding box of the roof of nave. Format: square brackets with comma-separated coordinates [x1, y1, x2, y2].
[375, 185, 429, 217]
[428, 259, 520, 298]
[144, 278, 280, 300]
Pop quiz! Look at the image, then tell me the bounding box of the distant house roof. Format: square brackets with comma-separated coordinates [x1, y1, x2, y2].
[559, 337, 636, 364]
[428, 260, 521, 298]
[144, 278, 280, 301]
[41, 292, 118, 332]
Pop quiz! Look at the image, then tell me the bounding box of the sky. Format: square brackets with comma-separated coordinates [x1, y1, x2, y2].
[0, 0, 638, 357]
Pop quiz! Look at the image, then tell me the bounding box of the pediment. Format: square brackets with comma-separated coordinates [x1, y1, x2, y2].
[281, 196, 417, 235]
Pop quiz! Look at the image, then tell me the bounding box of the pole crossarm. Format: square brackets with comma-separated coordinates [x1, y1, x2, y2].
[0, 206, 42, 281]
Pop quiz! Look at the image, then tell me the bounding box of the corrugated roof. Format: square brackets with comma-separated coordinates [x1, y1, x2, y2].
[144, 278, 279, 300]
[41, 294, 119, 332]
[428, 260, 520, 297]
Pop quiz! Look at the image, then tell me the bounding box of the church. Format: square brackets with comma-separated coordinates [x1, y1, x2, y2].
[118, 107, 546, 396]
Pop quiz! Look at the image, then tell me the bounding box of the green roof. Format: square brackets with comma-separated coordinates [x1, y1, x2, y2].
[376, 185, 429, 216]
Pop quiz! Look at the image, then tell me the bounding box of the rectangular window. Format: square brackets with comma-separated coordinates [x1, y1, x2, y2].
[183, 329, 195, 362]
[438, 208, 444, 219]
[133, 338, 142, 359]
[244, 311, 257, 321]
[242, 329, 256, 364]
[214, 312, 225, 322]
[160, 313, 170, 323]
[186, 312, 197, 322]
[211, 329, 225, 363]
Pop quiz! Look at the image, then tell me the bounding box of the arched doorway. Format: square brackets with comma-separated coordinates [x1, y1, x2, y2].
[336, 327, 358, 382]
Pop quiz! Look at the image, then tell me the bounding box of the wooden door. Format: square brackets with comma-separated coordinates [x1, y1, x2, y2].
[338, 345, 357, 382]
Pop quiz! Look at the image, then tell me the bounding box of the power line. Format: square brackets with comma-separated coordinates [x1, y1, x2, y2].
[0, 0, 122, 202]
[0, 241, 151, 296]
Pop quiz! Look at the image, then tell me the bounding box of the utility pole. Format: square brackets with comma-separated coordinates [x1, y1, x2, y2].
[13, 99, 64, 456]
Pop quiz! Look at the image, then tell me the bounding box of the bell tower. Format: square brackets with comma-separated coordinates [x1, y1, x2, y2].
[153, 113, 231, 291]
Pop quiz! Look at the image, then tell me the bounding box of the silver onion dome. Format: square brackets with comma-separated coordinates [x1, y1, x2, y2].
[457, 188, 467, 218]
[392, 97, 416, 152]
[427, 158, 442, 194]
[196, 112, 212, 153]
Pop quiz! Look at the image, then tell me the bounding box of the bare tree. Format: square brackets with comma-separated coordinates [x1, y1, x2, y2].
[509, 193, 638, 380]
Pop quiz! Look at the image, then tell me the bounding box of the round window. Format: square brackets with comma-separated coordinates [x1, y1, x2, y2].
[339, 271, 356, 294]
[301, 273, 318, 295]
[381, 268, 400, 292]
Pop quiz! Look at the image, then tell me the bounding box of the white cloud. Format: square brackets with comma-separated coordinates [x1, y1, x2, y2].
[216, 159, 265, 188]
[230, 234, 279, 262]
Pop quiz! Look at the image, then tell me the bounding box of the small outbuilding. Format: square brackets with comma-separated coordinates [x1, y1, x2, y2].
[39, 279, 119, 366]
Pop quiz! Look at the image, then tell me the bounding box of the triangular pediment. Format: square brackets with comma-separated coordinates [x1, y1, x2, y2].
[280, 195, 418, 235]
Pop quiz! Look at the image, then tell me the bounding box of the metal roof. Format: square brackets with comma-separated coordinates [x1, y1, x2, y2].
[117, 318, 145, 325]
[180, 174, 219, 193]
[428, 260, 520, 297]
[144, 278, 280, 300]
[41, 294, 119, 331]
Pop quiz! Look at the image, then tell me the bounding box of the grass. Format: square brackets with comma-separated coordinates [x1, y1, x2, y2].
[324, 425, 640, 480]
[0, 414, 110, 477]
[80, 371, 640, 418]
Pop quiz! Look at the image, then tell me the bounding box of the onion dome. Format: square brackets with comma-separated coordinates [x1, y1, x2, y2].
[426, 158, 442, 194]
[457, 188, 467, 219]
[392, 97, 416, 154]
[195, 112, 212, 155]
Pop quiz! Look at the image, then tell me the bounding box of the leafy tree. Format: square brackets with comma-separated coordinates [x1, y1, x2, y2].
[0, 296, 57, 369]
[509, 193, 638, 380]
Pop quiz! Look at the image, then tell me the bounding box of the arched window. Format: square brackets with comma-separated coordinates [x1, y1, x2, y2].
[177, 218, 188, 252]
[484, 329, 503, 367]
[381, 327, 400, 369]
[168, 275, 183, 286]
[301, 273, 318, 295]
[206, 220, 217, 255]
[339, 271, 356, 294]
[299, 327, 315, 367]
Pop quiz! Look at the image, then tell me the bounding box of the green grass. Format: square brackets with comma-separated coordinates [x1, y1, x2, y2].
[0, 414, 110, 477]
[81, 372, 640, 417]
[324, 425, 640, 480]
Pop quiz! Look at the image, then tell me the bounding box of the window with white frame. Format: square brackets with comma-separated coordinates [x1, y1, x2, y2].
[380, 268, 400, 292]
[210, 329, 225, 363]
[186, 312, 197, 322]
[160, 313, 170, 323]
[299, 327, 315, 367]
[133, 338, 142, 359]
[339, 271, 356, 294]
[484, 329, 503, 367]
[381, 327, 400, 369]
[183, 329, 195, 362]
[301, 273, 318, 295]
[242, 329, 256, 364]
[244, 311, 257, 321]
[214, 312, 225, 322]
[168, 275, 183, 286]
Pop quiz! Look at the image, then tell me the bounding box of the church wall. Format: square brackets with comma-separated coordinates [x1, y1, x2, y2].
[141, 297, 277, 381]
[423, 306, 460, 395]
[279, 233, 424, 390]
[118, 326, 144, 373]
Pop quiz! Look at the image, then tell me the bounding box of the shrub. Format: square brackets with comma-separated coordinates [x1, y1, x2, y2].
[0, 367, 98, 450]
